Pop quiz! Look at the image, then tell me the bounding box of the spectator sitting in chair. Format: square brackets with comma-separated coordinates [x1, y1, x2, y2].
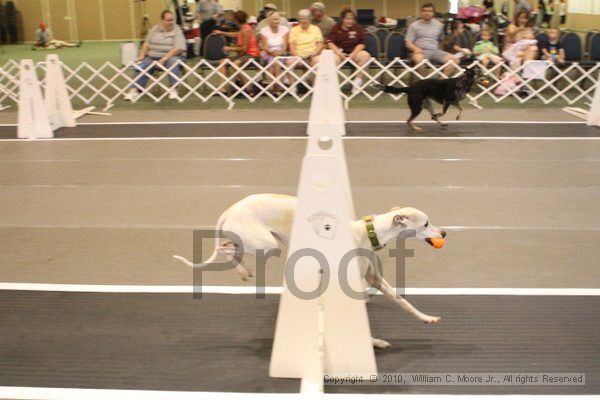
[214, 10, 260, 95]
[405, 3, 460, 75]
[124, 10, 186, 101]
[32, 22, 80, 50]
[541, 27, 565, 63]
[255, 3, 291, 34]
[286, 9, 324, 94]
[502, 27, 538, 69]
[327, 7, 370, 94]
[473, 28, 501, 74]
[502, 10, 537, 69]
[310, 2, 335, 38]
[260, 12, 289, 94]
[442, 20, 472, 60]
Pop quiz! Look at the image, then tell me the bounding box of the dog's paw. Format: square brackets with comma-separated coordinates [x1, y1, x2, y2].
[372, 338, 392, 349]
[420, 314, 441, 324]
[235, 265, 251, 281]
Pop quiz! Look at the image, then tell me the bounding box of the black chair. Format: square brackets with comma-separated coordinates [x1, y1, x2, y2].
[375, 28, 389, 57]
[384, 32, 408, 62]
[585, 30, 599, 60]
[202, 33, 226, 64]
[464, 30, 475, 49]
[364, 32, 380, 59]
[589, 33, 600, 62]
[561, 32, 583, 63]
[459, 31, 472, 50]
[357, 9, 375, 26]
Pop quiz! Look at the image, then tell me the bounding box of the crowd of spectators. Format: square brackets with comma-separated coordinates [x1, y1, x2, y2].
[122, 0, 581, 100]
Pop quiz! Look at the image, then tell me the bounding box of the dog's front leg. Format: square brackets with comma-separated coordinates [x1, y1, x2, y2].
[377, 277, 441, 324]
[372, 337, 391, 349]
[455, 104, 463, 120]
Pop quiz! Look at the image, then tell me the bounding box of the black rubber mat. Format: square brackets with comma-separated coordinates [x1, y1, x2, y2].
[0, 291, 598, 394]
[1, 122, 598, 139]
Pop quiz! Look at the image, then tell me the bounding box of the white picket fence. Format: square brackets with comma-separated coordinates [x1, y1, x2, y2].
[0, 57, 598, 110]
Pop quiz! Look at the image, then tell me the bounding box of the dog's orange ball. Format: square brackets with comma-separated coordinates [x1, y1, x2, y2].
[481, 79, 490, 87]
[430, 238, 445, 249]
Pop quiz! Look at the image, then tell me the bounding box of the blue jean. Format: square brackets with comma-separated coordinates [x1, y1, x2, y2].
[130, 56, 183, 91]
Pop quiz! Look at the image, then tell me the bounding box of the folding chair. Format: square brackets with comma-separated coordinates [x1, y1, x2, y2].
[374, 28, 390, 59]
[589, 33, 600, 62]
[364, 32, 380, 59]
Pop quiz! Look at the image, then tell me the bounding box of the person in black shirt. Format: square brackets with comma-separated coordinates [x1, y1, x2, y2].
[541, 27, 564, 63]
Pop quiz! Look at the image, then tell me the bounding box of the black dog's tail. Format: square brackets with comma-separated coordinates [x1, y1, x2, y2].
[383, 86, 410, 94]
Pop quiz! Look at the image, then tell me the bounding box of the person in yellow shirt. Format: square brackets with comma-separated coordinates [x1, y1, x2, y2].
[286, 9, 323, 94]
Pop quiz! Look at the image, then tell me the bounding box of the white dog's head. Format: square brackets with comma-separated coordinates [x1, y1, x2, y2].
[386, 206, 446, 247]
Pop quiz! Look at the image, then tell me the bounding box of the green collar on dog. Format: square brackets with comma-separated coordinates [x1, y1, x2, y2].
[362, 215, 385, 251]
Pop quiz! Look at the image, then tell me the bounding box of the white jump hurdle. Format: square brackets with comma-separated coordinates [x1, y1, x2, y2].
[563, 75, 600, 127]
[17, 55, 101, 139]
[269, 50, 377, 393]
[17, 59, 53, 139]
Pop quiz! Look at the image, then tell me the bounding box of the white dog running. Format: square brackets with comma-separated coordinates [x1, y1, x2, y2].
[174, 193, 446, 348]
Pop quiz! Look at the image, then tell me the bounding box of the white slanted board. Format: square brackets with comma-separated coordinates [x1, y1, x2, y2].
[45, 54, 76, 130]
[17, 59, 53, 139]
[588, 79, 600, 127]
[269, 50, 377, 387]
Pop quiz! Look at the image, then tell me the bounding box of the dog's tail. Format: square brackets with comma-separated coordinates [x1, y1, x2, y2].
[173, 215, 227, 269]
[383, 85, 410, 94]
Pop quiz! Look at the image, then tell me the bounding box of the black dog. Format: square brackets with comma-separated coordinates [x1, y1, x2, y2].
[384, 68, 483, 131]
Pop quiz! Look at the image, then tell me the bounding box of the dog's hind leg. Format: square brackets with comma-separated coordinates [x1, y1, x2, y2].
[228, 227, 280, 280]
[424, 98, 447, 128]
[407, 95, 424, 131]
[217, 241, 253, 281]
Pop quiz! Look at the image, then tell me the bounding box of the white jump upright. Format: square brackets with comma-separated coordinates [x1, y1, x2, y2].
[563, 77, 600, 126]
[45, 54, 76, 130]
[17, 55, 77, 139]
[269, 50, 377, 392]
[17, 59, 53, 139]
[587, 78, 600, 127]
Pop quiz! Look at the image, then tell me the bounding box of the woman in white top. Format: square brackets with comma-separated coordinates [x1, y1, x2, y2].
[259, 12, 289, 93]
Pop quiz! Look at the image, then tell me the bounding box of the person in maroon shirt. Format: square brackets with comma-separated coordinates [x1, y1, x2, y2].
[327, 7, 370, 94]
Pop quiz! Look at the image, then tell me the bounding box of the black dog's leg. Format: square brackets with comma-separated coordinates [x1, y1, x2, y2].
[424, 99, 447, 128]
[455, 103, 464, 120]
[407, 94, 424, 131]
[433, 101, 451, 120]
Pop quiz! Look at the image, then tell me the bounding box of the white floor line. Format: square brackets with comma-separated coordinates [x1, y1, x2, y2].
[0, 120, 588, 127]
[0, 387, 299, 400]
[2, 224, 599, 231]
[0, 283, 598, 296]
[0, 387, 572, 400]
[1, 136, 599, 142]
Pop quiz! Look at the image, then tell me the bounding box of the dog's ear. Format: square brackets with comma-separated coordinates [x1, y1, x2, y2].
[393, 214, 407, 226]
